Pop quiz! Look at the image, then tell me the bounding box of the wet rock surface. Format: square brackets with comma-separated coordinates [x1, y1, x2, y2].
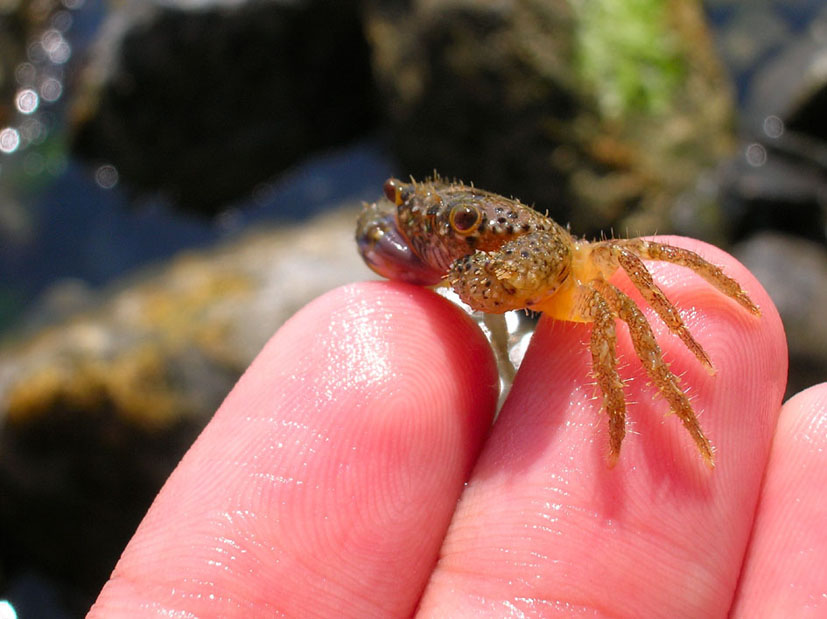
[734, 232, 827, 397]
[71, 0, 376, 214]
[719, 3, 827, 245]
[709, 2, 827, 399]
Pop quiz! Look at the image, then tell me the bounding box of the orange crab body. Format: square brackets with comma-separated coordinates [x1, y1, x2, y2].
[356, 177, 760, 467]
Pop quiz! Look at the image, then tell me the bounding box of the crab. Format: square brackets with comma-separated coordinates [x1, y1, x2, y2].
[356, 177, 761, 467]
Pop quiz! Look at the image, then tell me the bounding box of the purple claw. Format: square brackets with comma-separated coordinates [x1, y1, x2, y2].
[356, 201, 444, 285]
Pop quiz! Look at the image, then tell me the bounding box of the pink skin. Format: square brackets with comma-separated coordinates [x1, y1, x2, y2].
[89, 237, 823, 617]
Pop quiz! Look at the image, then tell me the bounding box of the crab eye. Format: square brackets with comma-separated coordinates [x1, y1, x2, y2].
[449, 203, 482, 234]
[383, 178, 403, 205]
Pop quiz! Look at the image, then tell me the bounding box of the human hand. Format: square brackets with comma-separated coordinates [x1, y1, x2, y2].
[90, 238, 824, 617]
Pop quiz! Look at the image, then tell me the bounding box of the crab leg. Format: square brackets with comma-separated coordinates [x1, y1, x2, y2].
[593, 244, 714, 374]
[616, 239, 761, 316]
[579, 284, 627, 466]
[591, 279, 715, 468]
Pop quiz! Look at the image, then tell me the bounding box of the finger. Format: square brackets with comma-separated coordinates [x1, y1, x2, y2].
[730, 383, 827, 616]
[90, 282, 498, 618]
[419, 237, 787, 616]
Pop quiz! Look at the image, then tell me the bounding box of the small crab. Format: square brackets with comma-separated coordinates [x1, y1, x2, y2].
[356, 177, 760, 467]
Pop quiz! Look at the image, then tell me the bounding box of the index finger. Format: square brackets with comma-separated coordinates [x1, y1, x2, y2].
[90, 282, 498, 617]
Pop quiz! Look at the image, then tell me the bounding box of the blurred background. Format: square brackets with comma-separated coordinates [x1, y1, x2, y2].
[0, 0, 825, 615]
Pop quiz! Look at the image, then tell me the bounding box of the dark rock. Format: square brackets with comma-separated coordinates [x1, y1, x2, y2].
[708, 3, 792, 85]
[719, 142, 827, 243]
[0, 204, 373, 601]
[70, 0, 377, 215]
[365, 0, 734, 239]
[721, 5, 827, 243]
[733, 232, 827, 397]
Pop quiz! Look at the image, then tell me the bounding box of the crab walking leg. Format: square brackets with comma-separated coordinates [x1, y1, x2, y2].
[617, 239, 761, 316]
[579, 284, 627, 466]
[593, 244, 714, 374]
[591, 279, 715, 467]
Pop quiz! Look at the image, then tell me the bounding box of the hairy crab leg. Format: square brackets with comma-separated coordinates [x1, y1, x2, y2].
[591, 279, 715, 467]
[616, 239, 761, 316]
[593, 244, 714, 374]
[580, 284, 627, 466]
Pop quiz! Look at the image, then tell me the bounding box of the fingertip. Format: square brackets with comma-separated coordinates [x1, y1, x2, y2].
[732, 383, 827, 615]
[91, 281, 498, 617]
[420, 236, 789, 616]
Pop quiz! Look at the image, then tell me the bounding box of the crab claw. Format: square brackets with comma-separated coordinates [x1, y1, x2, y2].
[356, 201, 444, 286]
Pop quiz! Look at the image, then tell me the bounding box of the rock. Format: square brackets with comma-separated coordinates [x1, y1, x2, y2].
[718, 143, 827, 243]
[365, 0, 734, 239]
[733, 232, 827, 397]
[709, 3, 792, 81]
[70, 0, 376, 214]
[720, 4, 827, 243]
[0, 203, 374, 600]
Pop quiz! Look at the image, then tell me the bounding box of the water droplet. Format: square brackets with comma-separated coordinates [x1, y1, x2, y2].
[745, 142, 767, 167]
[20, 118, 45, 143]
[0, 599, 18, 619]
[14, 62, 36, 86]
[41, 29, 71, 64]
[763, 115, 784, 139]
[15, 89, 39, 114]
[40, 77, 63, 102]
[0, 128, 21, 154]
[95, 164, 119, 189]
[52, 10, 73, 32]
[27, 40, 47, 63]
